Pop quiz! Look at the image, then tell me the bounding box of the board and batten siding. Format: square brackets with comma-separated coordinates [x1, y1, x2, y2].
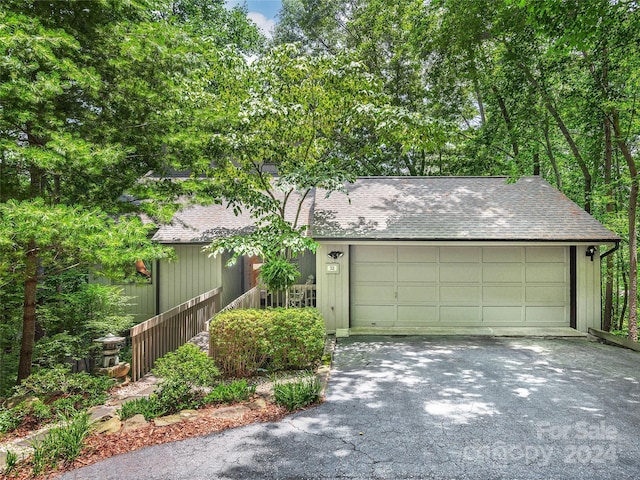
[316, 243, 350, 335]
[575, 244, 602, 332]
[221, 251, 243, 308]
[91, 271, 157, 323]
[158, 244, 221, 313]
[120, 277, 157, 323]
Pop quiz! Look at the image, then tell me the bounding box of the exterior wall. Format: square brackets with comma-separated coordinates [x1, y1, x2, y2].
[317, 240, 608, 334]
[221, 251, 243, 308]
[316, 243, 350, 335]
[576, 244, 603, 332]
[91, 268, 157, 324]
[120, 274, 157, 323]
[158, 244, 221, 312]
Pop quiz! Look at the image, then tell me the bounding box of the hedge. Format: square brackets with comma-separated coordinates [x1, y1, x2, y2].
[209, 308, 325, 377]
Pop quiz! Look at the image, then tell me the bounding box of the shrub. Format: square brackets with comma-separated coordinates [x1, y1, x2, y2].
[209, 309, 272, 377]
[49, 394, 85, 416]
[204, 380, 256, 404]
[30, 398, 53, 422]
[209, 308, 325, 377]
[273, 376, 322, 411]
[117, 397, 163, 421]
[268, 308, 325, 371]
[152, 343, 219, 387]
[153, 381, 203, 413]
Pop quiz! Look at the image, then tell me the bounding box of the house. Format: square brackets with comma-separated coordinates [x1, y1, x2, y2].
[118, 199, 316, 322]
[312, 176, 619, 336]
[120, 176, 619, 334]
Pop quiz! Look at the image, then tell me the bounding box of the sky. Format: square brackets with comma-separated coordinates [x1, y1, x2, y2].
[226, 1, 283, 37]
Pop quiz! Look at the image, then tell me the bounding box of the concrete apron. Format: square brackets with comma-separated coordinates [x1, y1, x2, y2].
[346, 326, 586, 337]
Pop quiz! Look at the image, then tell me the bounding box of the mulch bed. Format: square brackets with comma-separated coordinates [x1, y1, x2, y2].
[3, 401, 289, 480]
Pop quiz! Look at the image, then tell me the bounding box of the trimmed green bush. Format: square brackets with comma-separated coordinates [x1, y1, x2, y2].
[209, 308, 325, 377]
[268, 308, 325, 371]
[209, 309, 272, 377]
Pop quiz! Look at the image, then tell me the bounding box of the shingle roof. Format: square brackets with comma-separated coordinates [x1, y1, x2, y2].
[152, 203, 255, 243]
[152, 190, 314, 243]
[311, 176, 620, 242]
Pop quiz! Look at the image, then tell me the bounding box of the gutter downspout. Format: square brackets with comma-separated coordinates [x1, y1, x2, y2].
[600, 240, 621, 260]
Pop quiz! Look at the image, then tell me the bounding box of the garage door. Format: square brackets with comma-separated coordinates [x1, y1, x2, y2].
[350, 246, 569, 328]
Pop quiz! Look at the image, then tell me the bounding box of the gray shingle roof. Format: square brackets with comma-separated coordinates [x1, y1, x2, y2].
[152, 190, 314, 243]
[152, 203, 255, 243]
[311, 176, 620, 242]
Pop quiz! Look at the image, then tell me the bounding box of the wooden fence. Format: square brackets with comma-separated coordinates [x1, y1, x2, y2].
[130, 286, 222, 381]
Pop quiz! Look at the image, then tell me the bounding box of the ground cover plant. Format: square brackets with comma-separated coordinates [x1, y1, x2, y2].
[117, 344, 258, 421]
[273, 375, 322, 411]
[0, 366, 114, 436]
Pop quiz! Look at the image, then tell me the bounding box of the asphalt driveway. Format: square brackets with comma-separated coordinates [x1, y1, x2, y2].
[61, 336, 640, 479]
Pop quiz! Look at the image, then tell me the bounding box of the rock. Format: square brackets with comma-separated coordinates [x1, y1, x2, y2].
[153, 414, 183, 427]
[152, 409, 200, 427]
[246, 398, 267, 410]
[210, 406, 250, 420]
[121, 414, 148, 433]
[95, 362, 131, 379]
[4, 395, 39, 410]
[93, 417, 122, 435]
[88, 405, 117, 423]
[179, 410, 199, 419]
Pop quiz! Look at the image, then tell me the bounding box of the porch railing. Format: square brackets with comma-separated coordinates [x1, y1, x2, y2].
[265, 284, 317, 308]
[130, 286, 222, 381]
[219, 285, 261, 313]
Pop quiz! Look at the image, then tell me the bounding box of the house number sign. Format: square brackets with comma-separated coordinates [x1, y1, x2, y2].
[326, 263, 340, 274]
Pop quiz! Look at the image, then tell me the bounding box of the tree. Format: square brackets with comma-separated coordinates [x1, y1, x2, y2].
[0, 0, 260, 382]
[206, 44, 384, 292]
[0, 200, 169, 382]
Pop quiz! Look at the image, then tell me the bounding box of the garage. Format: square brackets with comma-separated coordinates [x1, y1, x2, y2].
[350, 245, 569, 328]
[312, 176, 620, 335]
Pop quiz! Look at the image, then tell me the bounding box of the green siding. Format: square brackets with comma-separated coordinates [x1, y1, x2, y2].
[221, 251, 242, 307]
[159, 245, 221, 312]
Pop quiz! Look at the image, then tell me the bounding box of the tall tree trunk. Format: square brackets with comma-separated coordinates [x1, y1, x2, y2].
[473, 75, 486, 126]
[493, 88, 519, 160]
[620, 269, 629, 331]
[518, 63, 591, 211]
[543, 112, 562, 189]
[17, 240, 38, 383]
[612, 113, 638, 341]
[603, 116, 614, 331]
[542, 96, 592, 212]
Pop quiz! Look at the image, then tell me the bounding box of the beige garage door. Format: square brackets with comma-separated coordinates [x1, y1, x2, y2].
[350, 245, 569, 328]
